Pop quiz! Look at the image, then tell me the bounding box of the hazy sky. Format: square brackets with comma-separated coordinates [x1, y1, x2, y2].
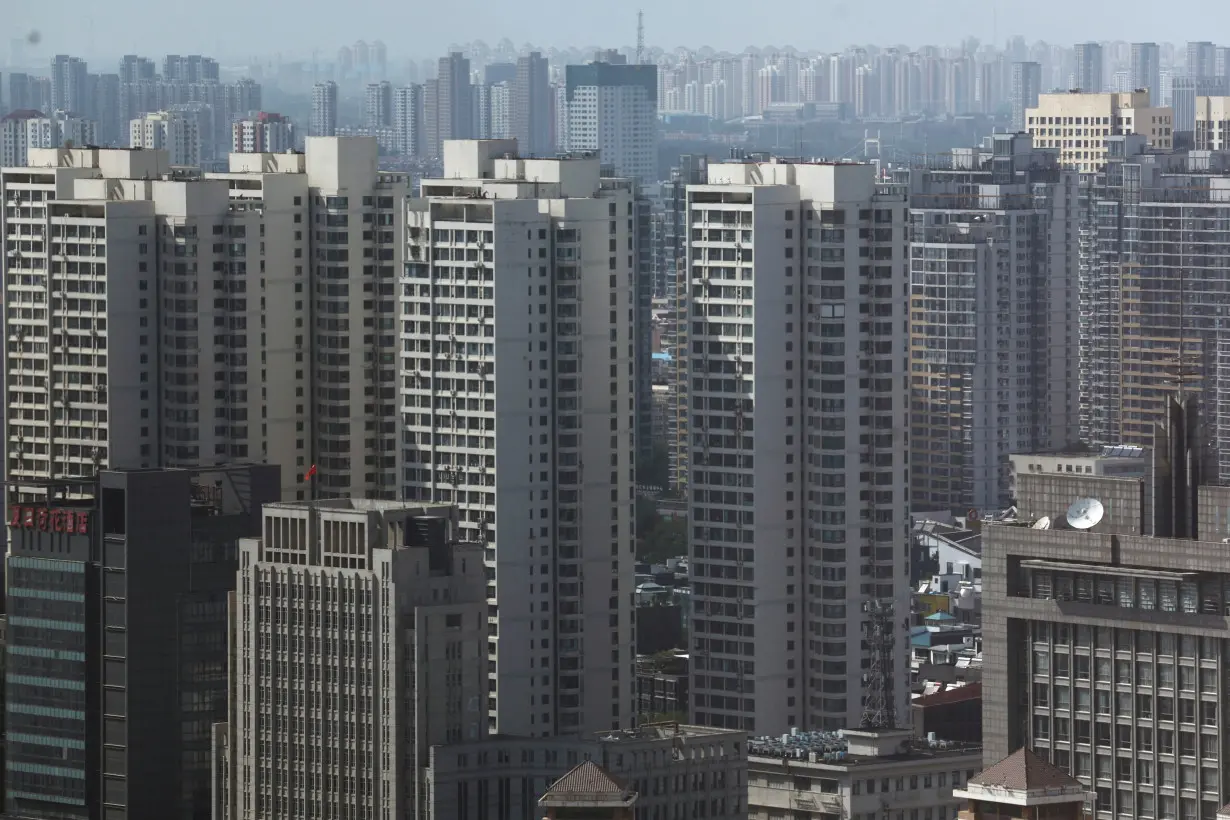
[8, 0, 1230, 61]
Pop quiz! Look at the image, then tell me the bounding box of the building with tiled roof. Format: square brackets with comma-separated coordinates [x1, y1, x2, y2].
[539, 760, 637, 819]
[954, 748, 1091, 820]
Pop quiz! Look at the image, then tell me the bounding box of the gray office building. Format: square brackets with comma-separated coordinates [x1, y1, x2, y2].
[1011, 61, 1042, 132]
[1131, 43, 1162, 100]
[1074, 42, 1104, 93]
[983, 397, 1230, 820]
[3, 465, 278, 820]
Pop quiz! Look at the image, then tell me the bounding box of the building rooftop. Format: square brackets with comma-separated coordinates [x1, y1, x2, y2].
[539, 760, 636, 808]
[264, 498, 446, 514]
[913, 681, 982, 708]
[967, 748, 1082, 792]
[748, 728, 979, 766]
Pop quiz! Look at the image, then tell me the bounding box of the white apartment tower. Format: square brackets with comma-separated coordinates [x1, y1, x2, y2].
[2, 109, 97, 168]
[130, 110, 203, 167]
[392, 85, 423, 158]
[231, 113, 296, 153]
[311, 81, 339, 137]
[303, 136, 408, 500]
[214, 500, 487, 820]
[403, 140, 637, 736]
[1, 147, 309, 499]
[366, 80, 394, 129]
[685, 158, 911, 735]
[1, 137, 403, 501]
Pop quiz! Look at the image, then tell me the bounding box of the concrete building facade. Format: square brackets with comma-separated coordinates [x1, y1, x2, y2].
[748, 729, 982, 820]
[4, 465, 278, 820]
[310, 81, 338, 138]
[905, 134, 1080, 514]
[129, 110, 202, 166]
[231, 113, 296, 154]
[982, 398, 1230, 820]
[1027, 90, 1173, 172]
[403, 140, 637, 736]
[213, 500, 487, 820]
[425, 724, 747, 820]
[564, 62, 658, 184]
[685, 158, 911, 734]
[1, 138, 402, 501]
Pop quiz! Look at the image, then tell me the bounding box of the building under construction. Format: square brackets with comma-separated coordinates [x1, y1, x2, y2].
[1080, 135, 1230, 482]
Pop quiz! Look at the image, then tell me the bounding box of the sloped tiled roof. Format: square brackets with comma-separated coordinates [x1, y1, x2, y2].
[543, 760, 627, 797]
[968, 748, 1083, 792]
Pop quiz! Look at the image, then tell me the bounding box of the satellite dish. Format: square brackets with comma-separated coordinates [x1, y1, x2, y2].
[1066, 498, 1105, 530]
[1033, 516, 1051, 530]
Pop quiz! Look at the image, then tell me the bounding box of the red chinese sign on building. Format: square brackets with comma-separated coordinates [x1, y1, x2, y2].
[7, 506, 90, 535]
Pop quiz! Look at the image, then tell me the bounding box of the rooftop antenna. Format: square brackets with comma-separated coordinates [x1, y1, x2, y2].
[636, 10, 645, 65]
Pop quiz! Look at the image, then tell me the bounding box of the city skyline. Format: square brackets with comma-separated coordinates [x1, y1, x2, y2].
[10, 1, 1230, 64]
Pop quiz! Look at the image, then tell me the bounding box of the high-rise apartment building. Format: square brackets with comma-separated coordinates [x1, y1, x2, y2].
[1076, 138, 1230, 480]
[119, 54, 156, 84]
[423, 52, 472, 158]
[213, 499, 487, 820]
[3, 465, 278, 820]
[1010, 61, 1042, 132]
[129, 110, 203, 166]
[564, 61, 658, 184]
[684, 157, 910, 734]
[7, 73, 33, 113]
[163, 54, 220, 84]
[471, 83, 492, 140]
[50, 54, 88, 114]
[1073, 42, 1104, 93]
[1188, 41, 1218, 80]
[489, 82, 512, 140]
[392, 84, 423, 157]
[365, 80, 393, 129]
[982, 397, 1230, 820]
[0, 109, 96, 167]
[1, 147, 309, 499]
[512, 51, 552, 156]
[92, 73, 121, 146]
[310, 80, 338, 137]
[1132, 42, 1162, 100]
[904, 134, 1080, 515]
[403, 139, 637, 736]
[1026, 90, 1173, 172]
[1, 138, 402, 500]
[301, 136, 407, 499]
[231, 111, 296, 153]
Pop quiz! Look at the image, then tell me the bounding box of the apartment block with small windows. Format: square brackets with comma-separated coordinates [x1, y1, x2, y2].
[301, 136, 408, 500]
[403, 139, 637, 738]
[685, 157, 911, 735]
[904, 134, 1080, 515]
[2, 138, 400, 501]
[1027, 90, 1173, 172]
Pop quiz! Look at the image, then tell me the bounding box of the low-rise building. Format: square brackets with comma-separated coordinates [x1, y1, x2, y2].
[425, 724, 747, 820]
[748, 728, 982, 820]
